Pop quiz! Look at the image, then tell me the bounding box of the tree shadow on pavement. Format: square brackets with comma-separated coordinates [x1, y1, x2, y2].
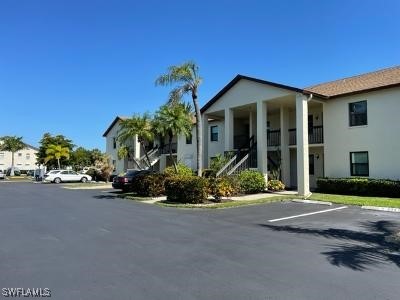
[260, 220, 400, 271]
[93, 194, 120, 199]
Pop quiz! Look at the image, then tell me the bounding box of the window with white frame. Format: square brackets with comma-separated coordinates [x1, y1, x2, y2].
[350, 151, 369, 176]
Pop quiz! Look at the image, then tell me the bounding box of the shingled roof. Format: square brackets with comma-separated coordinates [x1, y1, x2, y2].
[304, 66, 400, 98]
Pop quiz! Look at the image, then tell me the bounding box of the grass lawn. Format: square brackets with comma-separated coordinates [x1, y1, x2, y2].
[2, 176, 32, 182]
[61, 182, 112, 189]
[310, 193, 400, 208]
[117, 193, 154, 201]
[156, 195, 292, 209]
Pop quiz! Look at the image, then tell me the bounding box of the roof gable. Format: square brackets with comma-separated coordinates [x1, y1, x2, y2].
[102, 116, 127, 137]
[201, 75, 309, 113]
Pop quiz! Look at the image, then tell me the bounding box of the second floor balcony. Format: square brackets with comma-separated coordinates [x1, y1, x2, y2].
[288, 125, 324, 145]
[233, 126, 324, 149]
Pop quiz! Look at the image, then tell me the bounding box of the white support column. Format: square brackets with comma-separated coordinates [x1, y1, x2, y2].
[280, 105, 290, 187]
[296, 94, 310, 197]
[224, 108, 234, 151]
[257, 100, 268, 182]
[202, 114, 209, 168]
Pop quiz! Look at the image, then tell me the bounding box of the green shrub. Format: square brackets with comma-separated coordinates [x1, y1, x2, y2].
[209, 154, 230, 177]
[267, 179, 285, 191]
[131, 173, 166, 197]
[238, 170, 266, 194]
[165, 176, 208, 203]
[164, 163, 193, 177]
[317, 177, 400, 197]
[202, 169, 215, 178]
[208, 176, 239, 202]
[85, 168, 107, 182]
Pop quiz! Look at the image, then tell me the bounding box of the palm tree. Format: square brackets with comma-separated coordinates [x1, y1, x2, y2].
[45, 144, 70, 170]
[117, 113, 154, 169]
[156, 61, 203, 176]
[0, 136, 26, 176]
[154, 103, 193, 173]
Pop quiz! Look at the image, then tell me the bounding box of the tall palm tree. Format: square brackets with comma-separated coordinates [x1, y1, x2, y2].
[156, 61, 203, 176]
[45, 144, 70, 170]
[154, 103, 193, 173]
[117, 113, 154, 169]
[0, 136, 26, 176]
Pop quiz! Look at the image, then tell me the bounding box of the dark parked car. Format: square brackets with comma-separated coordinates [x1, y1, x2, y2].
[112, 169, 151, 192]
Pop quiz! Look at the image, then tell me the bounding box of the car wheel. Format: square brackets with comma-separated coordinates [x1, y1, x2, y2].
[81, 177, 88, 183]
[54, 177, 61, 184]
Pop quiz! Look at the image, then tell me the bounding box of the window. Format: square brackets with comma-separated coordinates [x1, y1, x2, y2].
[186, 134, 192, 144]
[349, 101, 367, 126]
[113, 137, 117, 149]
[61, 171, 69, 174]
[0, 152, 4, 159]
[210, 126, 218, 142]
[309, 154, 314, 175]
[18, 153, 22, 157]
[112, 160, 116, 172]
[26, 153, 30, 160]
[350, 151, 369, 176]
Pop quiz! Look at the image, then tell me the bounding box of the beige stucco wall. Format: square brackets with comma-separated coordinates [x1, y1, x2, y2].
[324, 87, 400, 180]
[177, 126, 197, 169]
[205, 79, 293, 114]
[0, 146, 38, 171]
[105, 123, 126, 174]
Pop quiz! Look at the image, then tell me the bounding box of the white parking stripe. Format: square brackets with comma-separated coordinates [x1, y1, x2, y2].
[268, 206, 348, 222]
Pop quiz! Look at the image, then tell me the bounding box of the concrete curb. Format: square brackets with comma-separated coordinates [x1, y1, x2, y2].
[291, 199, 332, 206]
[361, 206, 400, 213]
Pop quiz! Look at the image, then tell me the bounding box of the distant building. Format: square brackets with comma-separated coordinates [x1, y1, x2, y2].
[0, 143, 39, 172]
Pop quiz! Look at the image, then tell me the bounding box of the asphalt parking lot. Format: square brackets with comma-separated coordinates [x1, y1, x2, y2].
[0, 182, 399, 300]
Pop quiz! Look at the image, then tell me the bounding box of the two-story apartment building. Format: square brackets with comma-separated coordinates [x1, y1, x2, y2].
[103, 116, 179, 175]
[103, 66, 400, 196]
[176, 66, 400, 196]
[0, 143, 39, 172]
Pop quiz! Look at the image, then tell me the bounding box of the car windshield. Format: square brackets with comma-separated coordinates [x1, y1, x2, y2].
[47, 170, 60, 174]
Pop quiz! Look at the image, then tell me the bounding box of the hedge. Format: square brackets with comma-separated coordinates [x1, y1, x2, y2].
[238, 170, 266, 194]
[267, 180, 285, 192]
[131, 173, 166, 197]
[164, 176, 208, 204]
[208, 176, 239, 202]
[317, 177, 400, 198]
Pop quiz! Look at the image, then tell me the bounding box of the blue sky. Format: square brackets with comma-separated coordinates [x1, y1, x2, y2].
[1, 0, 399, 150]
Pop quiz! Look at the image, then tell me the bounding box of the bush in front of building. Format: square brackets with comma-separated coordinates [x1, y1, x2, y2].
[163, 163, 194, 177]
[164, 175, 208, 203]
[238, 170, 266, 194]
[131, 173, 167, 197]
[208, 176, 239, 202]
[317, 177, 400, 198]
[267, 179, 285, 192]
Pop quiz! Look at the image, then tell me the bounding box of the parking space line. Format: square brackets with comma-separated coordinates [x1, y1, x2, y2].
[268, 206, 348, 222]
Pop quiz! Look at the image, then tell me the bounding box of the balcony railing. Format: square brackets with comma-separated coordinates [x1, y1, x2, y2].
[267, 129, 281, 146]
[289, 126, 324, 145]
[158, 143, 177, 154]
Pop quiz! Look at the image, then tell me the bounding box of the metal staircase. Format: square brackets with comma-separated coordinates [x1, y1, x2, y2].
[133, 146, 161, 170]
[216, 136, 257, 177]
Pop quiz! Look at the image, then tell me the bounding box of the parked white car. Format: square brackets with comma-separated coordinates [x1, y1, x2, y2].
[43, 170, 92, 184]
[0, 170, 5, 180]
